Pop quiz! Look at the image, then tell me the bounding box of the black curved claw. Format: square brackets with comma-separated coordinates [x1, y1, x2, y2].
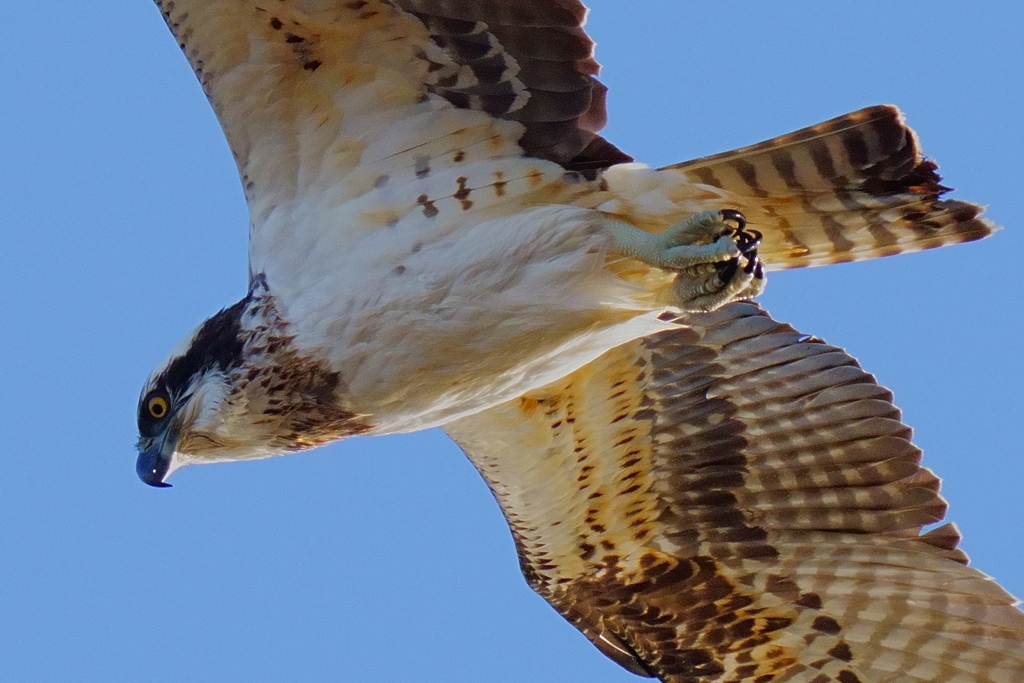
[720, 210, 762, 258]
[714, 256, 740, 284]
[719, 209, 747, 231]
[736, 229, 762, 255]
[742, 254, 758, 275]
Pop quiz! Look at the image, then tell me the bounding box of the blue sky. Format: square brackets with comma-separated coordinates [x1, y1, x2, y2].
[2, 2, 1022, 681]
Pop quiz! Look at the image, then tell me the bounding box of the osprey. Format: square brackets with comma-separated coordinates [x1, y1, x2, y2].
[138, 1, 1024, 681]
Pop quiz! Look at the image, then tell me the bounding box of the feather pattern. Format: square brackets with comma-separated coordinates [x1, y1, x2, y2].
[593, 106, 996, 270]
[445, 303, 1024, 682]
[394, 0, 632, 170]
[154, 0, 540, 230]
[153, 0, 625, 223]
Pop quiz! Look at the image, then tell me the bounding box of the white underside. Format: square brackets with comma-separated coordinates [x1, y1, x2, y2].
[252, 190, 673, 434]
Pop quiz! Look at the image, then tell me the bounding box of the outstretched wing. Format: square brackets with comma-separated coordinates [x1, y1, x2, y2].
[445, 302, 1024, 682]
[153, 0, 628, 225]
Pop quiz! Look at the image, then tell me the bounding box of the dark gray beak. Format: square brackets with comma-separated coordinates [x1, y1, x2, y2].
[136, 432, 176, 488]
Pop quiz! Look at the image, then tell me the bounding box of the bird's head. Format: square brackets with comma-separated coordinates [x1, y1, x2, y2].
[135, 286, 369, 487]
[135, 298, 254, 487]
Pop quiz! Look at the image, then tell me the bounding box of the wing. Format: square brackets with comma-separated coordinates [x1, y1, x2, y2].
[153, 0, 629, 226]
[444, 302, 1024, 682]
[396, 0, 630, 171]
[665, 106, 996, 269]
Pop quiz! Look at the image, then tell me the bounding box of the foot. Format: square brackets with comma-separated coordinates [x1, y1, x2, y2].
[604, 209, 766, 312]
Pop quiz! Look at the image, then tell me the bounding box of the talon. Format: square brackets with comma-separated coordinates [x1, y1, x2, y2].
[736, 229, 762, 254]
[714, 256, 740, 284]
[602, 209, 766, 312]
[719, 209, 747, 231]
[720, 210, 762, 259]
[733, 230, 761, 258]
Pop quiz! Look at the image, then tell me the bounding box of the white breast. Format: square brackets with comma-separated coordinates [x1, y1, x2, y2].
[253, 184, 673, 433]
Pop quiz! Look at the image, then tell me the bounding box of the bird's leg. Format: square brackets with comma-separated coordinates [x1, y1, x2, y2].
[604, 209, 766, 312]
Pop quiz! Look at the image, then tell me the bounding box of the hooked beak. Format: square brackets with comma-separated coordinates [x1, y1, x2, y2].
[136, 429, 178, 488]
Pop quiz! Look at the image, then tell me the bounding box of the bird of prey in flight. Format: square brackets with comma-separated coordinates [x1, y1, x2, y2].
[136, 1, 1024, 681]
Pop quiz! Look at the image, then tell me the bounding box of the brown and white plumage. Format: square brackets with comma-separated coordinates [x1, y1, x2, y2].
[151, 0, 992, 277]
[137, 1, 1019, 680]
[447, 303, 1024, 681]
[593, 106, 995, 271]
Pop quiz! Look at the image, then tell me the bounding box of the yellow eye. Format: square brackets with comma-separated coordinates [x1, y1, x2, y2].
[148, 396, 169, 419]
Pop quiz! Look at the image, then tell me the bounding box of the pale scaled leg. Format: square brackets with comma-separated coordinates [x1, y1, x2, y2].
[603, 209, 766, 312]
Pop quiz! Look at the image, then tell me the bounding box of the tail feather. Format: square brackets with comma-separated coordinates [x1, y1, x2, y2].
[662, 105, 997, 269]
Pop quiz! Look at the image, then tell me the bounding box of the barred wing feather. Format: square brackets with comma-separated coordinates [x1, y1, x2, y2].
[445, 302, 1024, 683]
[153, 0, 626, 226]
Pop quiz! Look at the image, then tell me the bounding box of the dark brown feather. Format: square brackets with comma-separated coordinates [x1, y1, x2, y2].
[395, 0, 632, 172]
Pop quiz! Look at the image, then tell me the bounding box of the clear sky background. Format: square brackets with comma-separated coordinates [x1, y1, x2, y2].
[2, 2, 1023, 682]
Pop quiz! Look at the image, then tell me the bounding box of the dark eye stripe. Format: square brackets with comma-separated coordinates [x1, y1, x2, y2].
[157, 299, 247, 399]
